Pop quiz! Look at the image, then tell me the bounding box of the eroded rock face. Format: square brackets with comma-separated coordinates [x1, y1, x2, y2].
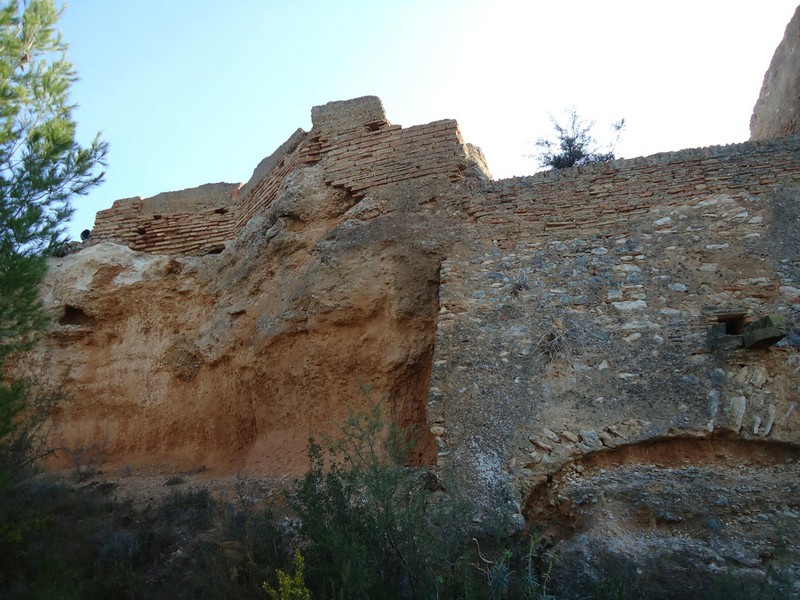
[28, 161, 477, 474]
[531, 439, 800, 598]
[751, 5, 800, 140]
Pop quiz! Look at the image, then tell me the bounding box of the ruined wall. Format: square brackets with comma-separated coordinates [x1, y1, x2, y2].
[28, 93, 800, 595]
[466, 138, 800, 245]
[91, 182, 239, 255]
[430, 136, 800, 594]
[28, 96, 488, 477]
[91, 96, 487, 256]
[234, 128, 308, 231]
[431, 136, 800, 502]
[299, 118, 484, 196]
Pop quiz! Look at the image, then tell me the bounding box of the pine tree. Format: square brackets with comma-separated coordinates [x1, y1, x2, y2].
[0, 0, 107, 470]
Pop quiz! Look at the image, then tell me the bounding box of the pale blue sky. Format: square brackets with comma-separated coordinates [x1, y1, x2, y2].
[59, 1, 798, 240]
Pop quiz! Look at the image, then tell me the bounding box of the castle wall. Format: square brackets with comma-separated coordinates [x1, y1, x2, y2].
[91, 183, 239, 255]
[90, 97, 485, 256]
[429, 137, 800, 526]
[37, 94, 800, 591]
[83, 101, 800, 499]
[299, 118, 479, 196]
[464, 137, 800, 245]
[234, 128, 308, 231]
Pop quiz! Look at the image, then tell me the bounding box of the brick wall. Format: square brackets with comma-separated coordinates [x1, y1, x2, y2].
[90, 98, 800, 257]
[299, 118, 478, 198]
[464, 137, 800, 246]
[234, 128, 308, 232]
[91, 98, 484, 255]
[91, 183, 239, 256]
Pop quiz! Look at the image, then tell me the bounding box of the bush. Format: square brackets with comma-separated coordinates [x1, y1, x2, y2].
[534, 108, 624, 170]
[290, 402, 472, 599]
[263, 549, 311, 600]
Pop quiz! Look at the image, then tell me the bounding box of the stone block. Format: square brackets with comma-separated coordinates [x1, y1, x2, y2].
[311, 96, 387, 133]
[742, 314, 788, 348]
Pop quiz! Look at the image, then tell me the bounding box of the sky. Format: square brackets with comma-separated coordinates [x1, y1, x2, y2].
[58, 1, 799, 240]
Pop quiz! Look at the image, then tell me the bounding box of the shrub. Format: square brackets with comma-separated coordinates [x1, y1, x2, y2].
[534, 108, 624, 170]
[290, 402, 472, 599]
[263, 548, 311, 600]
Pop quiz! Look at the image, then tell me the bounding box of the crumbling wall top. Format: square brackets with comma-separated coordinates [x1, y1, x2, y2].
[311, 96, 388, 132]
[139, 182, 239, 216]
[238, 128, 307, 201]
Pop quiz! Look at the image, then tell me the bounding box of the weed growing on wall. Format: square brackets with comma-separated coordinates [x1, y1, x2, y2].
[526, 315, 591, 369]
[534, 108, 625, 170]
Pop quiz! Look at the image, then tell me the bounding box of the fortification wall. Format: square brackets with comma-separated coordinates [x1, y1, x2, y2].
[429, 135, 800, 529]
[234, 128, 309, 231]
[299, 118, 481, 196]
[91, 182, 239, 255]
[34, 94, 800, 591]
[90, 97, 486, 255]
[464, 137, 800, 245]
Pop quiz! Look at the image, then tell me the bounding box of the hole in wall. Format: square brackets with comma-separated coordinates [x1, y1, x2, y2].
[716, 312, 747, 335]
[364, 120, 386, 132]
[59, 305, 96, 326]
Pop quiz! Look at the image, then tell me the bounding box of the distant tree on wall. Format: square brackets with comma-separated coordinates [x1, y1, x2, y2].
[534, 108, 625, 170]
[0, 0, 107, 472]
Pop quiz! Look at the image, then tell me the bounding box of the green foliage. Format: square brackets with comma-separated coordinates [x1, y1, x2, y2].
[291, 402, 471, 599]
[264, 549, 311, 600]
[0, 0, 107, 474]
[0, 0, 107, 359]
[534, 108, 624, 170]
[0, 2, 107, 590]
[469, 534, 558, 600]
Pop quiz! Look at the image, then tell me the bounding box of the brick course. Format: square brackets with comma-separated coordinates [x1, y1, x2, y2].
[90, 104, 480, 255]
[89, 99, 800, 258]
[466, 137, 800, 246]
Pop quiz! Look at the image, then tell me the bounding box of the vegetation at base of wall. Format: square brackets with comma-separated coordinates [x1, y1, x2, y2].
[289, 402, 478, 599]
[0, 416, 795, 598]
[264, 548, 311, 600]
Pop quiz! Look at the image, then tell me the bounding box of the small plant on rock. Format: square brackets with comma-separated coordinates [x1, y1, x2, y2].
[263, 548, 311, 600]
[529, 316, 587, 366]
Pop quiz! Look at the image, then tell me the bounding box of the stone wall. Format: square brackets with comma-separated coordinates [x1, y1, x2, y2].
[425, 149, 800, 590]
[429, 136, 800, 535]
[32, 94, 800, 593]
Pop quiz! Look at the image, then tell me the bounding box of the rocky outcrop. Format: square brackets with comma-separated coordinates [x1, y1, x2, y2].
[17, 91, 800, 594]
[751, 5, 800, 140]
[24, 97, 488, 475]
